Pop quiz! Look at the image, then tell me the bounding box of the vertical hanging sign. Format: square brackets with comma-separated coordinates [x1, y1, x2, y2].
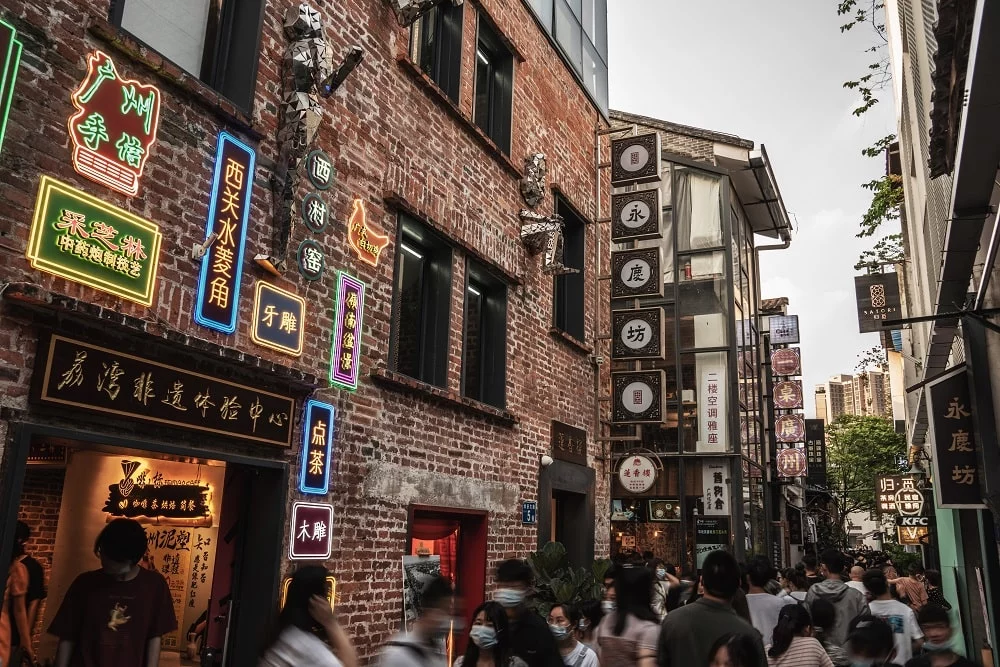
[67, 51, 161, 196]
[299, 400, 335, 495]
[927, 366, 986, 509]
[330, 272, 366, 390]
[194, 132, 256, 334]
[0, 18, 23, 155]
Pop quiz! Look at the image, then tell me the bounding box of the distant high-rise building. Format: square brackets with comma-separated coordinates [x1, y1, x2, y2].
[815, 385, 828, 423]
[816, 372, 890, 422]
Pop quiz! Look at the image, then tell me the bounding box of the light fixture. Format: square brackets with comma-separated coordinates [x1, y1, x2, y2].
[319, 46, 364, 97]
[468, 284, 482, 297]
[476, 49, 489, 65]
[401, 243, 424, 260]
[254, 253, 285, 276]
[540, 454, 554, 467]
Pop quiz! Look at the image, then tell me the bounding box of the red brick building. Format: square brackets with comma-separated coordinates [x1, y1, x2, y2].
[0, 0, 610, 661]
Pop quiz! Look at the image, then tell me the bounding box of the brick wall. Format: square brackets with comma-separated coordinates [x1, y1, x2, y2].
[17, 467, 66, 647]
[0, 0, 609, 659]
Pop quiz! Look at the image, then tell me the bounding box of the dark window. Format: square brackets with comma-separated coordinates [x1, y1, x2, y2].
[553, 198, 585, 341]
[473, 16, 514, 153]
[410, 3, 464, 103]
[463, 261, 507, 408]
[110, 0, 264, 112]
[391, 215, 452, 388]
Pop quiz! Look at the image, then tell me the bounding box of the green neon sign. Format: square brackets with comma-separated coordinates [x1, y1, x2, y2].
[0, 18, 23, 154]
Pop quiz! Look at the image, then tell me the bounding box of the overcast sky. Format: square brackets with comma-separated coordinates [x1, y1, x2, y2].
[608, 0, 898, 417]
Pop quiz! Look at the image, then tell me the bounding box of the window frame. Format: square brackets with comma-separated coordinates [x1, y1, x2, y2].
[473, 13, 514, 154]
[461, 260, 508, 409]
[409, 2, 465, 103]
[553, 197, 586, 341]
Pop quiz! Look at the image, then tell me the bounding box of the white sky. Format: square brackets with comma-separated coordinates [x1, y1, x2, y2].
[608, 0, 898, 418]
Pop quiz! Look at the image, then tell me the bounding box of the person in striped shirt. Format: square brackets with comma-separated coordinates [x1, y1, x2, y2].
[766, 604, 833, 667]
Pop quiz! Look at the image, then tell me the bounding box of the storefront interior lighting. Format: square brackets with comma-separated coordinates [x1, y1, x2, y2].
[254, 253, 285, 276]
[400, 243, 423, 260]
[319, 46, 365, 98]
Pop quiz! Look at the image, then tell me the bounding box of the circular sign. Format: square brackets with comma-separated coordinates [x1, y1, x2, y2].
[618, 455, 657, 493]
[620, 199, 652, 229]
[305, 150, 335, 190]
[894, 485, 925, 516]
[302, 193, 329, 232]
[619, 143, 650, 173]
[297, 239, 325, 281]
[620, 258, 652, 289]
[773, 381, 804, 410]
[622, 318, 653, 351]
[771, 348, 801, 376]
[776, 448, 808, 477]
[774, 414, 806, 443]
[622, 381, 654, 414]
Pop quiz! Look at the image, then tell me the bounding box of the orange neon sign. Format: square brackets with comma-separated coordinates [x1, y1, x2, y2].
[346, 199, 388, 267]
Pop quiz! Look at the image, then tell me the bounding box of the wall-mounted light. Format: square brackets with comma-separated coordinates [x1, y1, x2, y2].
[540, 455, 554, 467]
[320, 46, 364, 97]
[254, 253, 285, 276]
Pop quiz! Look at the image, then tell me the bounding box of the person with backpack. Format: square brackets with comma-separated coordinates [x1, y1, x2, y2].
[804, 549, 867, 646]
[380, 576, 454, 667]
[547, 604, 597, 667]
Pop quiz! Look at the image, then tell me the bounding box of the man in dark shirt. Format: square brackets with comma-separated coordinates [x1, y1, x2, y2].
[905, 604, 979, 667]
[11, 521, 46, 651]
[494, 559, 562, 667]
[49, 518, 176, 667]
[658, 550, 766, 667]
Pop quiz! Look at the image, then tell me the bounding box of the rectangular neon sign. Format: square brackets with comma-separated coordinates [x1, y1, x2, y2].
[194, 131, 256, 334]
[0, 19, 23, 155]
[26, 176, 162, 306]
[251, 281, 305, 357]
[329, 272, 365, 390]
[299, 399, 335, 495]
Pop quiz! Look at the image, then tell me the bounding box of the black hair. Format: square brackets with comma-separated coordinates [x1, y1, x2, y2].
[94, 518, 148, 564]
[603, 564, 619, 585]
[496, 559, 533, 586]
[848, 616, 895, 659]
[781, 568, 808, 592]
[802, 554, 817, 570]
[641, 550, 654, 560]
[549, 602, 581, 626]
[769, 604, 811, 658]
[421, 575, 454, 612]
[810, 597, 837, 633]
[862, 568, 889, 597]
[924, 569, 943, 588]
[747, 555, 775, 588]
[709, 633, 765, 667]
[701, 549, 741, 600]
[917, 604, 951, 627]
[579, 600, 604, 631]
[261, 565, 330, 655]
[15, 520, 30, 543]
[461, 601, 511, 667]
[819, 548, 846, 575]
[613, 564, 659, 635]
[908, 562, 925, 576]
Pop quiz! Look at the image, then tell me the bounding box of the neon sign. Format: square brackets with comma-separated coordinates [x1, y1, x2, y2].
[346, 199, 388, 267]
[251, 281, 305, 357]
[194, 132, 256, 334]
[26, 176, 163, 306]
[329, 272, 365, 390]
[299, 399, 335, 495]
[67, 51, 161, 196]
[0, 19, 23, 155]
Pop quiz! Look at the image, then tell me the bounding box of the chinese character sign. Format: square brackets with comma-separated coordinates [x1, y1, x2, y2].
[695, 517, 730, 568]
[699, 366, 727, 452]
[875, 474, 924, 514]
[194, 132, 256, 334]
[611, 370, 665, 424]
[346, 199, 388, 267]
[775, 414, 806, 443]
[299, 400, 335, 495]
[550, 420, 587, 466]
[611, 248, 663, 299]
[702, 460, 729, 516]
[289, 501, 334, 560]
[26, 176, 162, 306]
[776, 447, 808, 478]
[611, 189, 662, 243]
[611, 307, 665, 361]
[617, 455, 657, 494]
[855, 273, 901, 333]
[610, 132, 662, 186]
[0, 19, 24, 155]
[771, 348, 802, 377]
[773, 380, 804, 409]
[251, 282, 306, 357]
[67, 51, 161, 196]
[928, 367, 986, 509]
[805, 419, 827, 487]
[330, 272, 366, 390]
[102, 459, 212, 524]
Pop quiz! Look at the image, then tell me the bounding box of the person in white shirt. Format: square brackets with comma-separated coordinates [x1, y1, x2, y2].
[862, 569, 923, 664]
[548, 604, 598, 667]
[744, 557, 795, 647]
[845, 566, 868, 596]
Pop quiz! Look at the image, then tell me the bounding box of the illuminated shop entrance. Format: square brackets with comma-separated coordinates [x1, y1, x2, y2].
[1, 425, 286, 667]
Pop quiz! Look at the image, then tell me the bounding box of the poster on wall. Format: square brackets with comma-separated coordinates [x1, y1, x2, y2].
[402, 555, 441, 632]
[698, 365, 727, 452]
[695, 516, 730, 568]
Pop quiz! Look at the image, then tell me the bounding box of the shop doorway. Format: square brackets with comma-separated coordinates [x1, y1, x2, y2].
[0, 424, 287, 667]
[551, 490, 588, 565]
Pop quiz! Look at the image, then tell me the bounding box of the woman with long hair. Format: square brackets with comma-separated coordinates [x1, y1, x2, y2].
[708, 634, 766, 667]
[548, 603, 597, 667]
[0, 539, 32, 667]
[454, 601, 525, 667]
[260, 566, 357, 667]
[766, 604, 832, 667]
[592, 566, 660, 667]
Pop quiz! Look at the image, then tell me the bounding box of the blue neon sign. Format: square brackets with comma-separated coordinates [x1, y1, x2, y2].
[299, 399, 335, 495]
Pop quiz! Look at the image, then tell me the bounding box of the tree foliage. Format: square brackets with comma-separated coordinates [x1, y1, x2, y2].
[826, 415, 907, 533]
[838, 0, 890, 116]
[855, 233, 904, 271]
[856, 345, 889, 374]
[859, 174, 904, 238]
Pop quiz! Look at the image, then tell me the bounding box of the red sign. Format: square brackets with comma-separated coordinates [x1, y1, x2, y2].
[346, 199, 388, 267]
[288, 501, 334, 560]
[617, 455, 657, 493]
[776, 448, 808, 477]
[68, 51, 161, 196]
[773, 380, 804, 409]
[771, 348, 801, 377]
[775, 414, 806, 443]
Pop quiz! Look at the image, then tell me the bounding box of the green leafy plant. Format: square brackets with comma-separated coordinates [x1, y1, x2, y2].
[527, 542, 611, 618]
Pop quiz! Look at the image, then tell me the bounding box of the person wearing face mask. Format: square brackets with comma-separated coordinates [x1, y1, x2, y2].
[846, 617, 904, 667]
[454, 601, 526, 667]
[547, 604, 597, 667]
[905, 605, 977, 667]
[592, 566, 660, 667]
[48, 518, 177, 667]
[493, 559, 562, 667]
[647, 560, 679, 621]
[380, 576, 454, 667]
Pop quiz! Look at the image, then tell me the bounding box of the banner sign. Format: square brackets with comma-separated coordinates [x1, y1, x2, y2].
[855, 272, 901, 333]
[768, 315, 800, 344]
[771, 348, 801, 377]
[611, 307, 666, 360]
[251, 281, 305, 357]
[194, 132, 256, 334]
[610, 132, 662, 186]
[805, 419, 827, 487]
[699, 365, 727, 452]
[299, 400, 335, 495]
[702, 460, 729, 516]
[695, 516, 730, 568]
[927, 367, 986, 508]
[775, 414, 806, 443]
[329, 272, 366, 390]
[773, 380, 803, 409]
[611, 189, 662, 243]
[611, 248, 663, 299]
[612, 370, 665, 424]
[0, 18, 23, 155]
[550, 420, 587, 466]
[27, 176, 163, 306]
[34, 333, 295, 447]
[289, 501, 334, 560]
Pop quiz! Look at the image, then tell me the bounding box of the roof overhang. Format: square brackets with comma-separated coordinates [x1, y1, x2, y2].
[718, 145, 793, 242]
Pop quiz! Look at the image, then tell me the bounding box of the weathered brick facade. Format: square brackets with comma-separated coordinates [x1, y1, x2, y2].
[0, 0, 608, 658]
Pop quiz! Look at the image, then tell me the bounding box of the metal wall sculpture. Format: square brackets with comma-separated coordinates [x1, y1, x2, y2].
[517, 153, 575, 275]
[387, 0, 464, 27]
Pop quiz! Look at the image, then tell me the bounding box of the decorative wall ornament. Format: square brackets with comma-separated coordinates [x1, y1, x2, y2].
[520, 153, 547, 208]
[387, 0, 464, 27]
[518, 210, 577, 275]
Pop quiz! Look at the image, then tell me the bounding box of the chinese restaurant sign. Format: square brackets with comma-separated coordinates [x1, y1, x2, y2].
[617, 455, 657, 494]
[194, 132, 256, 334]
[611, 307, 665, 360]
[68, 51, 161, 196]
[775, 414, 806, 443]
[612, 370, 665, 424]
[771, 347, 801, 377]
[329, 272, 366, 390]
[610, 132, 662, 186]
[855, 272, 901, 334]
[702, 460, 729, 516]
[875, 475, 924, 514]
[773, 380, 803, 409]
[346, 199, 388, 267]
[611, 189, 662, 243]
[103, 459, 212, 525]
[289, 501, 334, 560]
[27, 176, 162, 306]
[611, 248, 663, 299]
[550, 420, 587, 466]
[299, 400, 335, 495]
[805, 419, 827, 487]
[776, 447, 807, 478]
[34, 334, 295, 447]
[0, 19, 23, 155]
[306, 150, 335, 190]
[699, 366, 727, 453]
[251, 281, 305, 357]
[927, 367, 986, 509]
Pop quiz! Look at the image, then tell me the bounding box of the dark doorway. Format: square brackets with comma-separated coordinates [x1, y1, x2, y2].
[539, 461, 596, 568]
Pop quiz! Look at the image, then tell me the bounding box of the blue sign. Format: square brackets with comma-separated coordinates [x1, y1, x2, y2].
[522, 501, 537, 525]
[251, 281, 305, 357]
[299, 399, 335, 495]
[194, 132, 255, 333]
